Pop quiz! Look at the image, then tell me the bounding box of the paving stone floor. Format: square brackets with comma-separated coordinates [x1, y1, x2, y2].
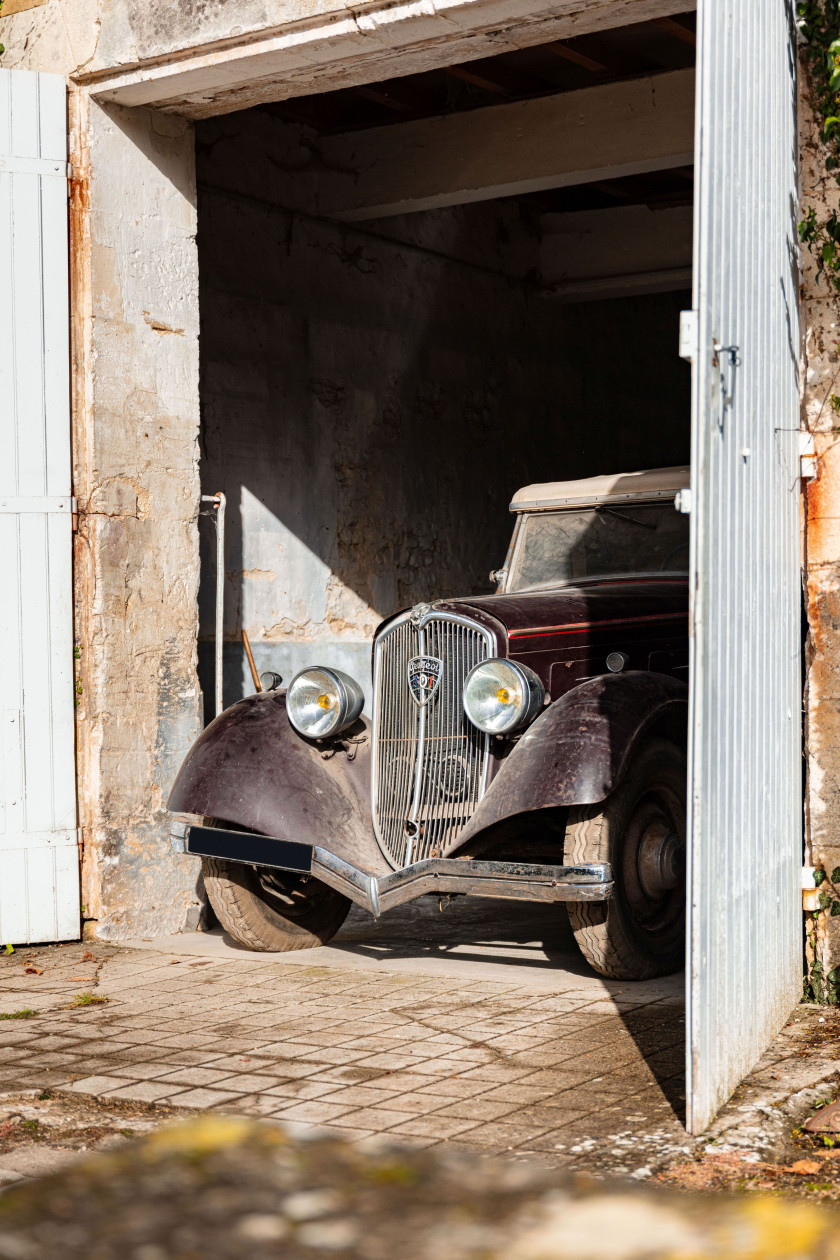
[0, 899, 695, 1172]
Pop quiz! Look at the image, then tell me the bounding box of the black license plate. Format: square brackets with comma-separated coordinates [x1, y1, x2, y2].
[186, 825, 313, 874]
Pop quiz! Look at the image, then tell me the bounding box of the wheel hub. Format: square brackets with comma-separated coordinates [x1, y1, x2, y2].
[637, 821, 684, 899]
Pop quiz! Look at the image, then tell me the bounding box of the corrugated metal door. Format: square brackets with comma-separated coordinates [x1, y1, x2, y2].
[686, 0, 801, 1132]
[0, 69, 79, 944]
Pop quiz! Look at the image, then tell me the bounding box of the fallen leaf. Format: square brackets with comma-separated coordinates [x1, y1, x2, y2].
[789, 1159, 822, 1175]
[24, 965, 43, 975]
[81, 950, 97, 962]
[804, 1100, 840, 1133]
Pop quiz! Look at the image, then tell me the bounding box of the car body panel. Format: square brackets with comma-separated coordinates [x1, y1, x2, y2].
[455, 670, 687, 852]
[167, 667, 686, 868]
[167, 691, 391, 876]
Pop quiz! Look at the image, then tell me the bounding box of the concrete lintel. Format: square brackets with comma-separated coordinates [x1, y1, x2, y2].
[81, 0, 696, 119]
[540, 201, 693, 298]
[314, 69, 694, 221]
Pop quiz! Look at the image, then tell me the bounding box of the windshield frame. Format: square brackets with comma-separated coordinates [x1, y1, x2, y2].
[500, 495, 688, 595]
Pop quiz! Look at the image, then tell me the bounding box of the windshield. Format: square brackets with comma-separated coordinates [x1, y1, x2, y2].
[508, 501, 689, 593]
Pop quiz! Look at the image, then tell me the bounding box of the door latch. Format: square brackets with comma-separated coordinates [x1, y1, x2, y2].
[712, 341, 740, 431]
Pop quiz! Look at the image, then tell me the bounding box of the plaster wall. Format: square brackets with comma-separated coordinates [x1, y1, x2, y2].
[72, 100, 204, 939]
[196, 108, 691, 716]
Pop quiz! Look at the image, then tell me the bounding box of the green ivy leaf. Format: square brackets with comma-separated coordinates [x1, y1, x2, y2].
[815, 868, 827, 886]
[832, 900, 840, 916]
[831, 867, 840, 883]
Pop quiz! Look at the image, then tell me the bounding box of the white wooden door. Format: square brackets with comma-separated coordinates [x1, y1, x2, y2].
[0, 69, 79, 944]
[686, 0, 802, 1132]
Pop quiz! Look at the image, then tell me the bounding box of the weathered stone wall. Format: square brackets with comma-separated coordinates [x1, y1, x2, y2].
[801, 69, 840, 980]
[72, 100, 203, 938]
[195, 108, 692, 715]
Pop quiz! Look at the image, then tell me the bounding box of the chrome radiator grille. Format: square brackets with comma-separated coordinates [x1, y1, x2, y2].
[372, 610, 493, 868]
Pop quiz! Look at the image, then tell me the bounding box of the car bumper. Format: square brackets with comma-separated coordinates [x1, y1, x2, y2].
[171, 822, 613, 919]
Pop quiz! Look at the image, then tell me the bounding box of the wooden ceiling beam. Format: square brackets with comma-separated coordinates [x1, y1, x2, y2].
[353, 86, 413, 112]
[541, 42, 608, 73]
[444, 65, 513, 97]
[652, 16, 697, 45]
[298, 68, 696, 221]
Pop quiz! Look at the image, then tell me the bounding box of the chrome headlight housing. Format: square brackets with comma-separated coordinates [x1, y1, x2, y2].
[287, 667, 364, 739]
[463, 658, 544, 736]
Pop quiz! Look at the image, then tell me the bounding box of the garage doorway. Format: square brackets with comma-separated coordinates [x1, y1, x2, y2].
[190, 0, 801, 1134]
[194, 17, 695, 711]
[194, 13, 694, 1112]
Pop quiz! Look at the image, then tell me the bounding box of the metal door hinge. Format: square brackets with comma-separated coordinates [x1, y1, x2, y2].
[0, 495, 76, 514]
[0, 156, 70, 178]
[799, 432, 817, 481]
[803, 864, 819, 911]
[679, 309, 698, 363]
[674, 488, 692, 515]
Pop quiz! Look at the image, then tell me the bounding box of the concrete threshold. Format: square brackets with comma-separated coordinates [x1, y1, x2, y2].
[121, 898, 685, 1002]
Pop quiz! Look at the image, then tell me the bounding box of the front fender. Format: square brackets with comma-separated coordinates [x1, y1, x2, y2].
[168, 691, 387, 875]
[455, 671, 687, 850]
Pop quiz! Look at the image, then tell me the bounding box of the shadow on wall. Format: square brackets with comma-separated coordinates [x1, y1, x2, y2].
[195, 147, 691, 722]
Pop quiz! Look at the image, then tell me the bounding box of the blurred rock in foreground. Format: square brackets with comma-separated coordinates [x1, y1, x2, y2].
[1, 1116, 840, 1259]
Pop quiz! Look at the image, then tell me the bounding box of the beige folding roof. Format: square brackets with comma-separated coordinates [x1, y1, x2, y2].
[510, 465, 691, 512]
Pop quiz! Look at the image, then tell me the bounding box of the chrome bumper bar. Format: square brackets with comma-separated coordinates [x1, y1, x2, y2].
[173, 822, 613, 919]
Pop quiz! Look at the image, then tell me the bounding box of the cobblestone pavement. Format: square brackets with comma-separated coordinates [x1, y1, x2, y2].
[1, 897, 840, 1199]
[0, 900, 691, 1173]
[1, 899, 834, 1181]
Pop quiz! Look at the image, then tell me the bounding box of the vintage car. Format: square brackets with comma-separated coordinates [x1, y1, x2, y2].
[169, 465, 690, 980]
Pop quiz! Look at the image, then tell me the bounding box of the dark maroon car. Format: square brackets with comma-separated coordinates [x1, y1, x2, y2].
[169, 466, 690, 979]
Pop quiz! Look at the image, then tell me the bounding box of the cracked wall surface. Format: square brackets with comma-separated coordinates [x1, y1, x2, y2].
[71, 100, 203, 939]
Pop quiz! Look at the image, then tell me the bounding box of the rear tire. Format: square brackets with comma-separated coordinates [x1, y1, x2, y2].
[201, 824, 351, 952]
[564, 738, 686, 980]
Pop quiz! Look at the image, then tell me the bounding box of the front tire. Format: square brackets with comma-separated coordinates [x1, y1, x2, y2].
[202, 832, 351, 952]
[563, 738, 686, 980]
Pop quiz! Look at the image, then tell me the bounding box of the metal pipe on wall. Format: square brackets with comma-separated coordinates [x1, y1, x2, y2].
[201, 492, 226, 718]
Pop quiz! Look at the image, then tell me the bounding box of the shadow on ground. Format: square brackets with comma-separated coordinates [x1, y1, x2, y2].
[219, 894, 687, 1124]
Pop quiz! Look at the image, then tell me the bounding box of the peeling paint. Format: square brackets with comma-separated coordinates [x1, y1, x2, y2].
[67, 101, 203, 939]
[143, 312, 185, 335]
[802, 59, 840, 978]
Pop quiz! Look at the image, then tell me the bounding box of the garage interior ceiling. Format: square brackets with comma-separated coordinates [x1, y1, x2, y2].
[259, 9, 696, 214]
[195, 14, 696, 710]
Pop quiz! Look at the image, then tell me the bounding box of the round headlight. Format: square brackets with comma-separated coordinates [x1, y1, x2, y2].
[463, 658, 544, 735]
[287, 667, 364, 739]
